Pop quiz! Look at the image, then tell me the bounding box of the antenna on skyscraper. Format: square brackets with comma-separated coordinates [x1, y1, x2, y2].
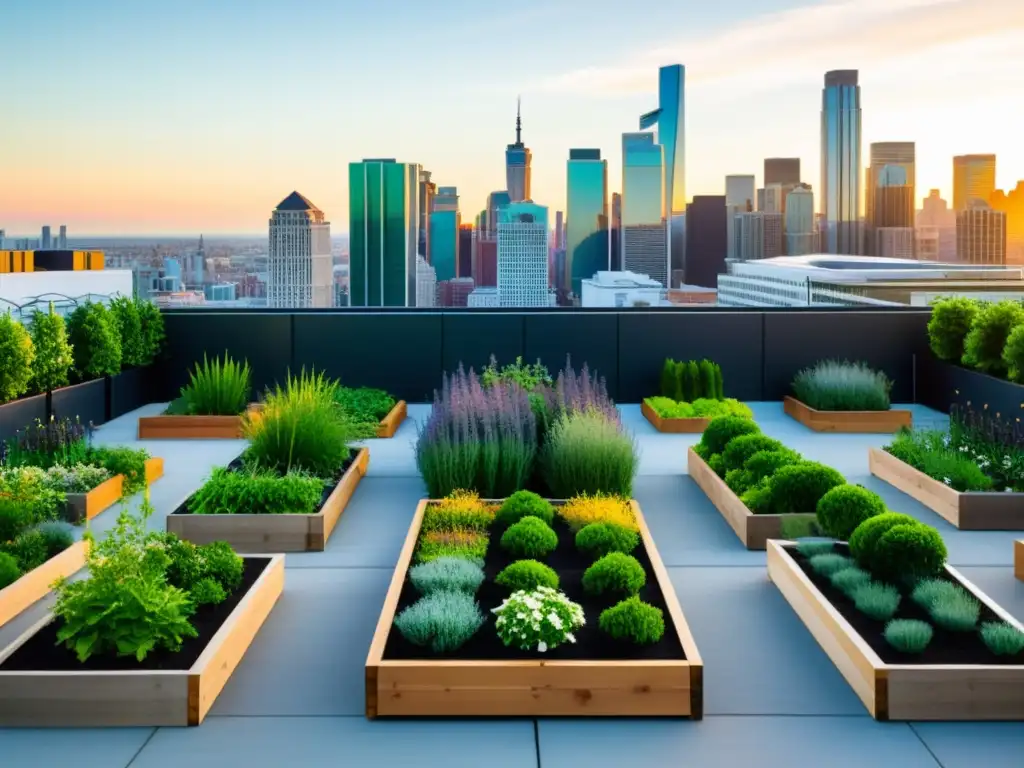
[515, 96, 522, 146]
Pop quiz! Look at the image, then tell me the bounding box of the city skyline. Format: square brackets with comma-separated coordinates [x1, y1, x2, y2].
[2, 0, 1023, 235]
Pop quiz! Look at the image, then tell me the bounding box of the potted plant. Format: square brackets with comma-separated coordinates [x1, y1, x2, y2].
[642, 358, 751, 433]
[784, 359, 912, 433]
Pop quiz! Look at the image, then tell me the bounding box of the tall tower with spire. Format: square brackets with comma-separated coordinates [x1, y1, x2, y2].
[505, 97, 532, 203]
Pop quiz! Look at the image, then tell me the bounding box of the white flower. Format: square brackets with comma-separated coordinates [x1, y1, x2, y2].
[537, 641, 548, 653]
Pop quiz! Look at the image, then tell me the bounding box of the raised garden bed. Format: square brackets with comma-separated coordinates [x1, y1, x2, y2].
[376, 400, 408, 438]
[641, 400, 709, 433]
[63, 457, 165, 523]
[0, 554, 284, 727]
[783, 396, 912, 434]
[366, 498, 703, 718]
[869, 448, 1024, 530]
[137, 404, 264, 439]
[687, 447, 815, 549]
[167, 447, 369, 552]
[0, 541, 89, 629]
[1015, 541, 1024, 581]
[767, 540, 1024, 720]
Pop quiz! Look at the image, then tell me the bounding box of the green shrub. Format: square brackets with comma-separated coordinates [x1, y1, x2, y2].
[928, 297, 980, 362]
[1003, 323, 1024, 384]
[179, 353, 252, 416]
[885, 428, 993, 492]
[792, 360, 892, 411]
[910, 578, 962, 610]
[190, 467, 325, 516]
[539, 410, 637, 498]
[394, 590, 485, 653]
[4, 530, 49, 572]
[494, 586, 585, 652]
[720, 434, 785, 475]
[697, 416, 760, 457]
[756, 461, 845, 515]
[66, 301, 122, 380]
[683, 361, 700, 401]
[87, 445, 150, 494]
[816, 484, 885, 540]
[334, 386, 396, 422]
[727, 448, 802, 494]
[34, 520, 75, 558]
[575, 522, 639, 559]
[421, 494, 494, 533]
[980, 622, 1024, 656]
[28, 303, 72, 394]
[137, 299, 165, 366]
[808, 553, 854, 577]
[0, 552, 22, 589]
[795, 540, 834, 558]
[740, 481, 774, 514]
[198, 540, 244, 591]
[110, 296, 146, 368]
[495, 491, 554, 527]
[160, 535, 244, 602]
[481, 355, 552, 391]
[582, 552, 646, 596]
[869, 523, 947, 583]
[500, 516, 558, 559]
[0, 310, 34, 404]
[410, 556, 485, 596]
[599, 596, 665, 645]
[884, 619, 934, 654]
[0, 502, 32, 543]
[495, 560, 559, 592]
[660, 359, 679, 399]
[851, 582, 901, 621]
[962, 300, 1024, 377]
[829, 566, 872, 596]
[848, 512, 918, 565]
[928, 588, 980, 632]
[691, 398, 751, 418]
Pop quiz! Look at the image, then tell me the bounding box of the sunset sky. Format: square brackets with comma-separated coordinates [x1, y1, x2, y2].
[2, 0, 1022, 236]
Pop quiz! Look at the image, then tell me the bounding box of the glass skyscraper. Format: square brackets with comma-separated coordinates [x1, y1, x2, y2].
[820, 70, 862, 255]
[953, 155, 997, 211]
[505, 99, 532, 203]
[565, 148, 609, 296]
[621, 132, 667, 287]
[348, 158, 420, 307]
[430, 186, 460, 282]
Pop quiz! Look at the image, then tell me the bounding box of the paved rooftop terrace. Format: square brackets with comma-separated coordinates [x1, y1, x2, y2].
[2, 402, 1024, 767]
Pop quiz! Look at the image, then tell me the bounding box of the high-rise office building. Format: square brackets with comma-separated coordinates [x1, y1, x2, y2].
[349, 159, 420, 307]
[765, 158, 801, 187]
[785, 185, 818, 256]
[418, 170, 435, 260]
[58, 225, 67, 249]
[876, 228, 915, 259]
[763, 213, 784, 259]
[957, 201, 1006, 265]
[731, 212, 765, 262]
[873, 165, 914, 258]
[430, 186, 460, 282]
[821, 70, 862, 255]
[566, 148, 609, 296]
[916, 227, 940, 260]
[685, 196, 728, 289]
[610, 193, 622, 271]
[917, 189, 957, 261]
[621, 132, 667, 287]
[505, 99, 532, 203]
[458, 224, 473, 278]
[866, 143, 915, 253]
[553, 211, 565, 250]
[762, 184, 786, 215]
[473, 233, 498, 287]
[989, 181, 1024, 265]
[497, 201, 549, 306]
[639, 64, 685, 286]
[725, 175, 755, 211]
[415, 255, 436, 307]
[487, 190, 512, 235]
[437, 277, 475, 307]
[267, 191, 333, 308]
[41, 226, 52, 249]
[953, 155, 996, 211]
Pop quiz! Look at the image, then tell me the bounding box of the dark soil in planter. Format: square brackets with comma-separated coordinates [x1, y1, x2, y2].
[170, 453, 356, 515]
[383, 515, 686, 662]
[786, 543, 1024, 666]
[0, 557, 271, 672]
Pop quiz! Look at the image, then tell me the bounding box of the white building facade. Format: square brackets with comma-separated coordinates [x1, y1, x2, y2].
[497, 201, 549, 307]
[580, 270, 665, 307]
[268, 191, 333, 308]
[415, 254, 436, 307]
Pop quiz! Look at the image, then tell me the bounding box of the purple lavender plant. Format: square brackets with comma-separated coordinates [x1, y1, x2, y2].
[537, 356, 619, 425]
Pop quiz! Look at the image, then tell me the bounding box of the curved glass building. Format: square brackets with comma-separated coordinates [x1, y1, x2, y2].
[820, 70, 862, 255]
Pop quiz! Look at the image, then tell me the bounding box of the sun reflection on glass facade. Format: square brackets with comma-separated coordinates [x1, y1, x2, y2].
[565, 148, 608, 296]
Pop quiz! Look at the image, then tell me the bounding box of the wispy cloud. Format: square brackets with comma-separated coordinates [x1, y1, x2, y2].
[535, 0, 1024, 96]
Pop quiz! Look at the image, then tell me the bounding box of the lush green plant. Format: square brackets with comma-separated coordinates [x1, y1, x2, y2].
[851, 582, 901, 621]
[658, 358, 723, 401]
[66, 301, 122, 380]
[88, 445, 150, 494]
[157, 536, 244, 606]
[2, 416, 90, 469]
[816, 484, 886, 540]
[481, 355, 553, 391]
[3, 530, 49, 572]
[495, 491, 554, 527]
[726, 448, 802, 495]
[0, 310, 34, 404]
[28, 303, 72, 394]
[34, 520, 75, 558]
[645, 396, 750, 420]
[928, 297, 980, 362]
[41, 463, 111, 493]
[829, 566, 872, 596]
[980, 622, 1024, 656]
[540, 409, 637, 498]
[495, 559, 559, 592]
[792, 360, 892, 411]
[808, 552, 854, 577]
[109, 296, 146, 368]
[720, 434, 785, 476]
[0, 500, 33, 543]
[928, 587, 980, 632]
[1004, 323, 1024, 384]
[750, 461, 845, 516]
[136, 299, 165, 367]
[848, 512, 919, 566]
[416, 528, 488, 564]
[947, 406, 1024, 493]
[868, 522, 947, 583]
[910, 578, 962, 610]
[177, 353, 252, 416]
[599, 596, 665, 645]
[582, 552, 646, 596]
[660, 359, 680, 400]
[0, 467, 65, 529]
[409, 556, 484, 596]
[575, 522, 639, 559]
[962, 300, 1024, 377]
[884, 619, 934, 654]
[333, 386, 396, 437]
[500, 516, 558, 559]
[559, 493, 637, 532]
[795, 540, 834, 558]
[190, 467, 324, 515]
[421, 492, 495, 533]
[696, 416, 760, 458]
[394, 590, 485, 653]
[0, 552, 21, 589]
[493, 586, 585, 652]
[885, 428, 993, 493]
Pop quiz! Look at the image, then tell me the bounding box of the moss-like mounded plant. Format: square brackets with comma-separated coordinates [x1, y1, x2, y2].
[137, 298, 165, 367]
[928, 297, 980, 363]
[816, 484, 886, 541]
[795, 540, 834, 558]
[808, 553, 854, 577]
[409, 556, 485, 596]
[500, 516, 558, 559]
[494, 491, 554, 527]
[928, 587, 980, 632]
[829, 566, 872, 596]
[0, 310, 35, 404]
[0, 552, 23, 589]
[962, 299, 1024, 377]
[868, 522, 947, 583]
[394, 590, 485, 653]
[851, 582, 901, 621]
[727, 447, 802, 495]
[980, 622, 1024, 656]
[696, 416, 760, 458]
[719, 434, 785, 476]
[28, 303, 72, 394]
[495, 560, 559, 592]
[755, 461, 845, 516]
[884, 619, 934, 654]
[109, 296, 146, 368]
[910, 578, 962, 610]
[575, 522, 640, 559]
[599, 596, 665, 645]
[34, 521, 75, 558]
[848, 512, 917, 566]
[582, 552, 646, 596]
[1003, 322, 1024, 384]
[66, 301, 122, 380]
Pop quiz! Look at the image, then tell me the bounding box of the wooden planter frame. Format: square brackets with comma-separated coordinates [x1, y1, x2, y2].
[767, 540, 1024, 720]
[0, 555, 284, 727]
[641, 400, 709, 434]
[783, 396, 912, 434]
[869, 448, 1024, 530]
[1015, 540, 1024, 581]
[64, 457, 165, 523]
[365, 498, 703, 718]
[687, 447, 816, 549]
[376, 401, 408, 438]
[0, 541, 89, 629]
[137, 404, 263, 440]
[166, 447, 369, 552]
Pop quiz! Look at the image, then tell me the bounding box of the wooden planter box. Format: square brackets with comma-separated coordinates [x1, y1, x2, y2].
[687, 447, 816, 549]
[869, 448, 1024, 530]
[0, 541, 89, 629]
[641, 400, 709, 434]
[767, 540, 1024, 720]
[0, 555, 284, 727]
[64, 457, 165, 523]
[783, 396, 912, 434]
[167, 447, 370, 552]
[1016, 541, 1024, 581]
[376, 400, 408, 439]
[137, 404, 263, 439]
[365, 499, 703, 718]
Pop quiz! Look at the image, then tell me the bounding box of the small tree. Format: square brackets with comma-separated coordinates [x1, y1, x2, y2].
[67, 302, 122, 381]
[110, 296, 145, 368]
[0, 311, 35, 403]
[137, 298, 165, 366]
[29, 303, 73, 393]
